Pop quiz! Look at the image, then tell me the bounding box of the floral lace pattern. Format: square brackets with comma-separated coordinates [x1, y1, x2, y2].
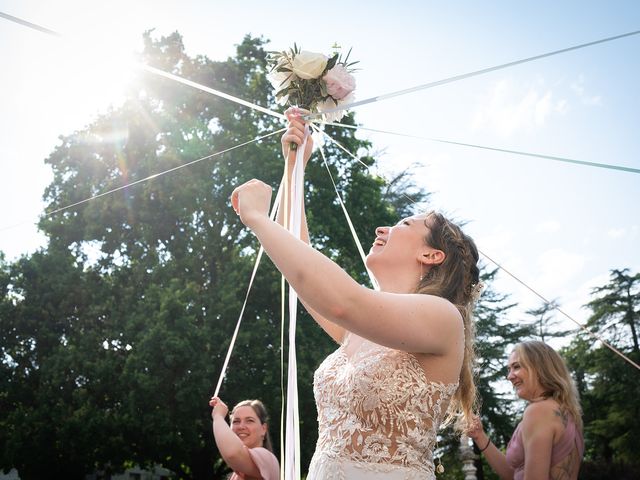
[309, 334, 458, 479]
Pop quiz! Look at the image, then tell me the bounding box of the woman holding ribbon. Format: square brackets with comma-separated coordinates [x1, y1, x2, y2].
[209, 396, 280, 480]
[230, 108, 482, 479]
[466, 341, 584, 480]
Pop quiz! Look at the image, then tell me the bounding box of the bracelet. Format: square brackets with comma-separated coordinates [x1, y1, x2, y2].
[478, 437, 491, 453]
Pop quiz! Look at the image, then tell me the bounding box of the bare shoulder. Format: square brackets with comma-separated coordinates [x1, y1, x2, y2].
[412, 293, 465, 345]
[411, 294, 464, 362]
[523, 399, 559, 418]
[521, 400, 557, 428]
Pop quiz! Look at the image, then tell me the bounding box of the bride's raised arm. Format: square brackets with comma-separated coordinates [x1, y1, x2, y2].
[232, 180, 470, 354]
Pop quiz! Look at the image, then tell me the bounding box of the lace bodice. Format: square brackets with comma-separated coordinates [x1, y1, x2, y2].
[311, 334, 459, 477]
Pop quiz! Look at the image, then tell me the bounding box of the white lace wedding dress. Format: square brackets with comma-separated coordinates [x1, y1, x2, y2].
[307, 333, 458, 480]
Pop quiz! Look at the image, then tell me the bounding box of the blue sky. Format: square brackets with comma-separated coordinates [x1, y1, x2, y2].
[1, 0, 639, 349]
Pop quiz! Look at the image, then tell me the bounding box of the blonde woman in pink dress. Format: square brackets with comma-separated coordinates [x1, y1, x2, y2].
[467, 341, 584, 480]
[229, 109, 482, 479]
[210, 397, 280, 480]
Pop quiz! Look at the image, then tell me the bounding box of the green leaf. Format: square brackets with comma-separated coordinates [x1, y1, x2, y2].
[343, 47, 353, 65]
[326, 54, 338, 71]
[320, 82, 328, 97]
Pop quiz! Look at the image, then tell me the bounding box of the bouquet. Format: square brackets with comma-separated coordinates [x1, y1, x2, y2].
[267, 44, 358, 123]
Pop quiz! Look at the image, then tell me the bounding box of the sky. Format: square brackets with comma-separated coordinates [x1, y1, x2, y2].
[0, 1, 639, 352]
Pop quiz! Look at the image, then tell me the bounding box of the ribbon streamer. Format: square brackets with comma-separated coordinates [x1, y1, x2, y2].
[213, 185, 284, 397]
[312, 125, 379, 290]
[283, 128, 309, 480]
[309, 29, 640, 118]
[0, 128, 286, 233]
[319, 121, 640, 175]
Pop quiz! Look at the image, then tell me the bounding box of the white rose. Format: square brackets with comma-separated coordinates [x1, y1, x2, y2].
[292, 51, 328, 80]
[267, 70, 294, 105]
[267, 70, 294, 91]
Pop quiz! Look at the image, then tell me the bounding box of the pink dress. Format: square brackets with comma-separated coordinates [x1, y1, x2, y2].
[505, 416, 584, 480]
[229, 446, 280, 480]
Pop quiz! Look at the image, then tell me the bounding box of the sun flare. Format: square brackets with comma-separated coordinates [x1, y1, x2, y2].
[49, 37, 137, 117]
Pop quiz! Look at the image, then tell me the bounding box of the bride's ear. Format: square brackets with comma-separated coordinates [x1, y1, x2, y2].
[420, 249, 446, 266]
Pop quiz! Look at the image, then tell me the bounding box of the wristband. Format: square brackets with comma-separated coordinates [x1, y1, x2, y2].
[479, 437, 491, 453]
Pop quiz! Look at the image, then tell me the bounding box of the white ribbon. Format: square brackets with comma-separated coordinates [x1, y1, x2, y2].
[313, 129, 378, 291]
[213, 185, 283, 398]
[283, 126, 308, 480]
[307, 29, 640, 119]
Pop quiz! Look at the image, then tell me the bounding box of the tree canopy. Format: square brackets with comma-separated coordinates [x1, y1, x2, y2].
[563, 269, 640, 478]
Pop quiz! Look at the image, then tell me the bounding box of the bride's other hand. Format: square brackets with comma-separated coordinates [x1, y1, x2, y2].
[231, 179, 273, 228]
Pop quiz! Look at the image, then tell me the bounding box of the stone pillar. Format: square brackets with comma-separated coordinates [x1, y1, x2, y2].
[459, 434, 477, 480]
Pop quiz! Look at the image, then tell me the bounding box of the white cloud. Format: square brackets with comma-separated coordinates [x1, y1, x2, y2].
[559, 275, 604, 325]
[603, 225, 639, 241]
[561, 271, 612, 324]
[477, 225, 515, 254]
[534, 248, 587, 294]
[583, 95, 602, 106]
[534, 91, 553, 125]
[607, 227, 626, 239]
[475, 226, 526, 298]
[570, 74, 603, 107]
[555, 99, 569, 115]
[536, 220, 561, 233]
[471, 78, 568, 137]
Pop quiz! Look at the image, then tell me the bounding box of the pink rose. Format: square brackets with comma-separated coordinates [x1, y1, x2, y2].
[323, 65, 356, 100]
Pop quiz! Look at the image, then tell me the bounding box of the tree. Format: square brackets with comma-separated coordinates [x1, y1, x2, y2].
[525, 298, 571, 342]
[561, 269, 640, 477]
[586, 268, 640, 354]
[0, 247, 130, 480]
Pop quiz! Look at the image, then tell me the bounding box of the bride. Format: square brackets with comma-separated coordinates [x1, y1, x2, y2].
[230, 108, 481, 479]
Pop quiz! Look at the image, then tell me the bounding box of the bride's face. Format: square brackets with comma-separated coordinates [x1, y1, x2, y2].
[367, 214, 433, 272]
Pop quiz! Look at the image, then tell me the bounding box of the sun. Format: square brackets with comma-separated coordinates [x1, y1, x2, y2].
[47, 36, 137, 118]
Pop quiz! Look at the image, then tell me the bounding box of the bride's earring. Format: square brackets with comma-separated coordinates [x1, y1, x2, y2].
[435, 439, 445, 474]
